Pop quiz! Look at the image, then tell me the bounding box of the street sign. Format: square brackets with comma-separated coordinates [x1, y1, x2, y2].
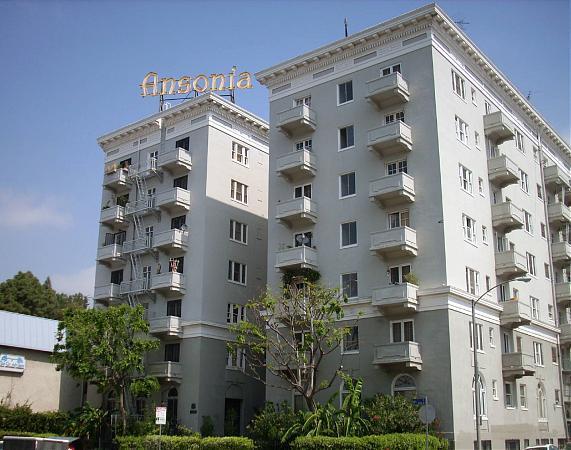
[412, 398, 426, 406]
[155, 406, 167, 425]
[418, 404, 436, 424]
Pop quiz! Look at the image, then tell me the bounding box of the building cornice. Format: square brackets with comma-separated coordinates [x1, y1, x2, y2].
[97, 93, 269, 151]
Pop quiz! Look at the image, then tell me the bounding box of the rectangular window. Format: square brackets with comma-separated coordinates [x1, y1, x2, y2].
[227, 303, 246, 324]
[176, 137, 190, 150]
[341, 222, 357, 247]
[168, 257, 184, 273]
[459, 164, 473, 193]
[555, 389, 561, 406]
[295, 96, 311, 107]
[523, 210, 533, 234]
[385, 111, 405, 124]
[381, 64, 401, 76]
[338, 81, 353, 105]
[167, 300, 182, 317]
[471, 88, 477, 104]
[110, 269, 124, 285]
[533, 341, 544, 366]
[294, 231, 313, 248]
[230, 180, 248, 204]
[340, 173, 356, 197]
[531, 297, 539, 320]
[226, 348, 246, 370]
[537, 184, 544, 200]
[389, 265, 411, 284]
[228, 260, 247, 285]
[482, 226, 488, 244]
[294, 183, 312, 199]
[527, 253, 536, 276]
[492, 380, 498, 400]
[469, 322, 483, 351]
[455, 116, 469, 145]
[519, 170, 529, 193]
[164, 343, 180, 362]
[171, 215, 186, 230]
[552, 346, 558, 363]
[475, 131, 480, 148]
[295, 139, 312, 151]
[341, 273, 358, 299]
[343, 326, 359, 352]
[465, 267, 480, 295]
[388, 210, 409, 229]
[540, 223, 546, 238]
[387, 160, 407, 175]
[548, 304, 554, 321]
[484, 101, 492, 115]
[520, 384, 528, 409]
[515, 130, 525, 151]
[392, 320, 414, 343]
[478, 177, 484, 195]
[544, 263, 550, 279]
[339, 125, 355, 150]
[232, 142, 249, 166]
[229, 219, 248, 244]
[489, 327, 495, 347]
[173, 175, 188, 190]
[452, 70, 466, 99]
[504, 382, 515, 407]
[463, 214, 476, 243]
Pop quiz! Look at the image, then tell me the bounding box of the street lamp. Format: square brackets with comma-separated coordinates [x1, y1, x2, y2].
[473, 276, 531, 450]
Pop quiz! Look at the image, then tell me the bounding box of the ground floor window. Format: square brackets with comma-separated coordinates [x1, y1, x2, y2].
[392, 374, 416, 400]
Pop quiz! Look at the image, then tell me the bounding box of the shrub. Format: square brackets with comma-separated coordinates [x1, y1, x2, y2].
[291, 436, 368, 449]
[0, 403, 68, 434]
[200, 415, 215, 437]
[291, 434, 448, 450]
[201, 436, 254, 449]
[363, 394, 423, 435]
[246, 402, 301, 449]
[0, 430, 59, 439]
[115, 435, 254, 450]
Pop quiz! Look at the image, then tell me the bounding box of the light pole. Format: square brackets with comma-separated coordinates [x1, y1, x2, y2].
[473, 276, 530, 450]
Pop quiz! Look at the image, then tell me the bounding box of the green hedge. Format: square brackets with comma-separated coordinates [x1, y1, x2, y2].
[291, 434, 449, 450]
[116, 435, 254, 450]
[0, 430, 60, 439]
[0, 406, 68, 434]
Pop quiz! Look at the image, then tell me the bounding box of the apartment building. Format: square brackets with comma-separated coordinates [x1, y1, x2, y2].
[256, 4, 570, 448]
[94, 93, 269, 435]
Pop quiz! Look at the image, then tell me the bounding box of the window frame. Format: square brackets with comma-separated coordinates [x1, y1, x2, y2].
[340, 221, 358, 248]
[231, 141, 250, 167]
[228, 260, 247, 286]
[339, 172, 356, 199]
[338, 125, 355, 151]
[340, 272, 359, 300]
[337, 80, 354, 106]
[230, 179, 248, 204]
[390, 319, 415, 343]
[229, 219, 248, 245]
[341, 325, 359, 353]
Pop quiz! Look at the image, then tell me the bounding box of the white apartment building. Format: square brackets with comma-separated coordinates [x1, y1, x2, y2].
[94, 93, 269, 435]
[256, 4, 570, 448]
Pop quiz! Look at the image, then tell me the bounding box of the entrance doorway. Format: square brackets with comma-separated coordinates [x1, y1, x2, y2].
[224, 398, 242, 436]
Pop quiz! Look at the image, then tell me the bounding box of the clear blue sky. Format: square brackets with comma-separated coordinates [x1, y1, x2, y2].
[0, 0, 568, 295]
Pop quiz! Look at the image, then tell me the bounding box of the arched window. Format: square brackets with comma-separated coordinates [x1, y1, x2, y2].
[167, 388, 178, 425]
[472, 374, 487, 417]
[392, 374, 417, 400]
[538, 383, 547, 419]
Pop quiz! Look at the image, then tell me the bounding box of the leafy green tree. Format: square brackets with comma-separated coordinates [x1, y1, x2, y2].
[246, 402, 300, 449]
[52, 305, 159, 434]
[0, 271, 86, 319]
[364, 394, 424, 435]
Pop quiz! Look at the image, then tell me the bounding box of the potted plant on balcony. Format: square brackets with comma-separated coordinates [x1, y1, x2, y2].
[403, 272, 419, 286]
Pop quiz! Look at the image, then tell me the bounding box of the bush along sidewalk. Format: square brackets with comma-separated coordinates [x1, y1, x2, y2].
[291, 434, 449, 450]
[116, 435, 254, 450]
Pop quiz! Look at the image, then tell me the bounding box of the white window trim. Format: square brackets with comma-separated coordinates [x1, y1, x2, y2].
[228, 260, 247, 286]
[339, 172, 357, 199]
[294, 138, 313, 152]
[337, 80, 354, 106]
[340, 272, 359, 301]
[230, 179, 248, 205]
[231, 141, 250, 167]
[293, 183, 312, 200]
[389, 319, 415, 343]
[451, 69, 466, 101]
[338, 125, 355, 152]
[229, 219, 248, 245]
[340, 221, 358, 249]
[227, 303, 246, 324]
[455, 116, 470, 147]
[341, 325, 359, 354]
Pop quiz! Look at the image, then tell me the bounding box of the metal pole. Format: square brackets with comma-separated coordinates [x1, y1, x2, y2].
[159, 423, 162, 450]
[472, 299, 481, 450]
[425, 395, 429, 450]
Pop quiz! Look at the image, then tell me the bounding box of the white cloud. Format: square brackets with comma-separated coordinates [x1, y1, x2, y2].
[0, 190, 72, 229]
[51, 265, 95, 297]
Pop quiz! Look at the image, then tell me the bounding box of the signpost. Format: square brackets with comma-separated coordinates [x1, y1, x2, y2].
[418, 397, 435, 450]
[155, 406, 167, 450]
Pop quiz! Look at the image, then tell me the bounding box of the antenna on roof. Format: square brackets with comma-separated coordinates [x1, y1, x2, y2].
[344, 18, 348, 37]
[454, 19, 470, 30]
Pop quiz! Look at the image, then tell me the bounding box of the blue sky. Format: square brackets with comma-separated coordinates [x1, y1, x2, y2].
[0, 0, 568, 296]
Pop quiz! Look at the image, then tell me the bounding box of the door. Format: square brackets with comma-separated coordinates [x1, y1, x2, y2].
[224, 398, 242, 436]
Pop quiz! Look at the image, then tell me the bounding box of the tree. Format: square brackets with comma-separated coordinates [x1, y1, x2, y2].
[52, 305, 159, 434]
[363, 394, 424, 435]
[229, 278, 353, 411]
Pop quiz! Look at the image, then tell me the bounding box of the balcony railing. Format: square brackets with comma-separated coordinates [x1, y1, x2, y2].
[487, 155, 519, 188]
[562, 359, 571, 373]
[544, 165, 571, 191]
[370, 226, 417, 258]
[275, 246, 318, 270]
[499, 300, 531, 329]
[120, 278, 151, 296]
[96, 243, 125, 265]
[93, 283, 122, 304]
[276, 197, 318, 227]
[152, 272, 186, 295]
[501, 352, 535, 379]
[276, 150, 317, 179]
[483, 111, 515, 144]
[552, 241, 571, 264]
[149, 316, 183, 338]
[547, 202, 571, 225]
[103, 168, 131, 191]
[365, 72, 410, 108]
[372, 342, 422, 370]
[157, 148, 192, 173]
[367, 122, 412, 157]
[371, 283, 418, 315]
[100, 205, 128, 227]
[147, 361, 183, 383]
[491, 202, 524, 233]
[153, 229, 188, 252]
[495, 250, 527, 279]
[369, 172, 415, 206]
[562, 324, 571, 344]
[125, 197, 156, 216]
[128, 158, 159, 179]
[555, 282, 571, 304]
[122, 237, 152, 255]
[276, 105, 317, 136]
[155, 188, 191, 213]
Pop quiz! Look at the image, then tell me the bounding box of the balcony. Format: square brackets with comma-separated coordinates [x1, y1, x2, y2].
[103, 168, 131, 192]
[96, 244, 125, 266]
[276, 197, 318, 227]
[370, 227, 417, 258]
[120, 278, 151, 296]
[157, 148, 192, 174]
[491, 202, 524, 233]
[372, 342, 422, 371]
[367, 122, 412, 158]
[125, 198, 156, 216]
[371, 283, 418, 315]
[100, 205, 128, 227]
[149, 316, 183, 339]
[369, 173, 415, 206]
[128, 158, 159, 179]
[495, 250, 527, 279]
[155, 188, 191, 213]
[552, 241, 571, 264]
[499, 300, 531, 329]
[275, 246, 317, 271]
[365, 72, 410, 109]
[152, 272, 186, 296]
[544, 165, 570, 191]
[483, 111, 515, 145]
[153, 229, 188, 253]
[548, 202, 571, 225]
[147, 361, 182, 383]
[501, 352, 535, 380]
[561, 324, 571, 345]
[276, 150, 316, 180]
[93, 284, 122, 305]
[122, 237, 152, 255]
[276, 105, 317, 136]
[555, 282, 571, 304]
[562, 359, 571, 373]
[487, 155, 519, 188]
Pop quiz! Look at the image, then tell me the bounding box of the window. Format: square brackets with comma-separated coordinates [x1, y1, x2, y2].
[455, 116, 469, 145]
[538, 384, 547, 419]
[531, 297, 539, 320]
[385, 111, 405, 124]
[228, 260, 247, 285]
[295, 139, 312, 151]
[478, 177, 484, 195]
[229, 220, 248, 244]
[341, 273, 358, 299]
[388, 210, 409, 228]
[294, 183, 312, 199]
[463, 214, 476, 243]
[540, 222, 546, 238]
[168, 257, 184, 273]
[469, 322, 483, 351]
[110, 269, 123, 285]
[341, 221, 357, 248]
[537, 184, 544, 200]
[295, 96, 311, 107]
[533, 342, 544, 366]
[342, 326, 359, 352]
[491, 380, 499, 400]
[176, 137, 190, 150]
[552, 346, 558, 363]
[533, 146, 539, 162]
[527, 253, 536, 276]
[520, 384, 528, 409]
[339, 125, 354, 150]
[338, 81, 353, 105]
[489, 327, 495, 347]
[232, 142, 249, 166]
[392, 374, 417, 399]
[482, 226, 488, 244]
[381, 64, 401, 76]
[544, 263, 550, 279]
[389, 265, 411, 284]
[294, 231, 313, 247]
[555, 388, 561, 406]
[227, 348, 246, 370]
[465, 267, 480, 295]
[486, 275, 491, 291]
[548, 305, 554, 321]
[164, 343, 180, 362]
[471, 88, 477, 104]
[472, 376, 487, 418]
[459, 164, 473, 193]
[505, 440, 520, 450]
[230, 180, 248, 204]
[519, 170, 529, 193]
[475, 131, 480, 148]
[171, 215, 186, 230]
[387, 159, 407, 175]
[515, 130, 525, 152]
[523, 210, 533, 234]
[340, 173, 356, 198]
[227, 303, 245, 324]
[173, 175, 188, 190]
[484, 100, 492, 115]
[451, 70, 466, 99]
[504, 382, 515, 407]
[167, 300, 182, 317]
[391, 320, 414, 342]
